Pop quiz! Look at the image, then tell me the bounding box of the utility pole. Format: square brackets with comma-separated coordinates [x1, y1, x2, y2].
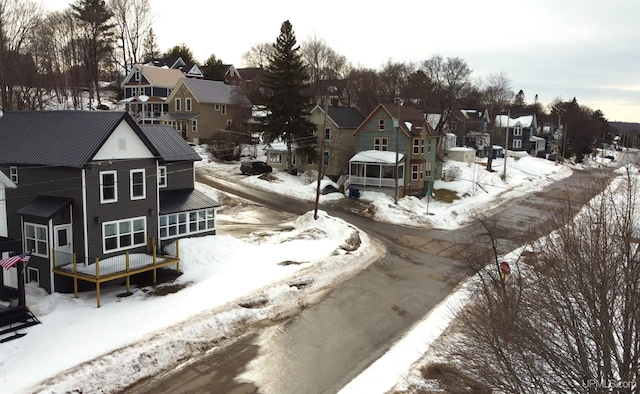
[394, 98, 402, 204]
[314, 98, 329, 220]
[502, 110, 510, 179]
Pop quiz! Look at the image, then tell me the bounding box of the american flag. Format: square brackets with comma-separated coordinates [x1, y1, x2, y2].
[0, 252, 31, 270]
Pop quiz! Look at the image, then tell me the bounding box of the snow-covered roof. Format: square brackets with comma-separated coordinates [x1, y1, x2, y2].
[426, 114, 441, 130]
[447, 147, 475, 152]
[350, 150, 404, 164]
[495, 115, 534, 127]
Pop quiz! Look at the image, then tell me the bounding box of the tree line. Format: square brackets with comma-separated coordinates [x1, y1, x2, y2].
[0, 0, 613, 160]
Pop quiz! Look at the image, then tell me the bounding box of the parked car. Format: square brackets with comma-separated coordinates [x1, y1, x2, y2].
[546, 154, 557, 161]
[240, 161, 273, 175]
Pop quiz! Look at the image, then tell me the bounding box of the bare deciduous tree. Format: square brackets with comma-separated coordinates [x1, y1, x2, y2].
[0, 0, 42, 110]
[241, 42, 274, 68]
[421, 55, 472, 156]
[439, 167, 640, 393]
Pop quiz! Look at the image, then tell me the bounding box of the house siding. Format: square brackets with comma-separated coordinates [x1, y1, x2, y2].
[84, 158, 158, 260]
[308, 110, 357, 178]
[163, 162, 195, 191]
[1, 166, 84, 294]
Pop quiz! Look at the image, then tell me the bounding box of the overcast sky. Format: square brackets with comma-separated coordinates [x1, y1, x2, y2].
[43, 0, 639, 123]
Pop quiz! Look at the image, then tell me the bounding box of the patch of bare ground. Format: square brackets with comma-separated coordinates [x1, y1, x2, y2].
[258, 172, 280, 182]
[433, 188, 460, 203]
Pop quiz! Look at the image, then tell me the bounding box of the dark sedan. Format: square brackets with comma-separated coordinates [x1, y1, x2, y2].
[240, 161, 273, 175]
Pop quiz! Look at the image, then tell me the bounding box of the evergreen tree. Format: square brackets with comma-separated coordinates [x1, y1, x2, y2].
[163, 43, 196, 65]
[262, 20, 316, 170]
[71, 0, 115, 105]
[141, 28, 161, 61]
[201, 53, 227, 80]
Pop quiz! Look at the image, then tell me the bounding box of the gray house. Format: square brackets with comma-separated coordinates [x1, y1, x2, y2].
[0, 111, 220, 299]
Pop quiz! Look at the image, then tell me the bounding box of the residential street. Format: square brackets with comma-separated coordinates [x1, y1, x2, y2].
[125, 165, 613, 394]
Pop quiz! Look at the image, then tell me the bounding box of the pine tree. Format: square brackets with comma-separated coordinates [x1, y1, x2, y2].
[71, 0, 115, 106]
[141, 28, 160, 62]
[262, 20, 317, 170]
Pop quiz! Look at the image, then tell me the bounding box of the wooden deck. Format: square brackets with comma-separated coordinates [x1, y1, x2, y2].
[52, 242, 181, 307]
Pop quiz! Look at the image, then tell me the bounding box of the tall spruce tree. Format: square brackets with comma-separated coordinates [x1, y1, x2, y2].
[262, 20, 316, 170]
[71, 0, 115, 106]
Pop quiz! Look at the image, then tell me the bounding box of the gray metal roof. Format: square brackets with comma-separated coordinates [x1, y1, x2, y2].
[16, 196, 73, 219]
[181, 79, 251, 107]
[159, 189, 220, 215]
[139, 125, 202, 162]
[327, 107, 365, 128]
[0, 111, 155, 168]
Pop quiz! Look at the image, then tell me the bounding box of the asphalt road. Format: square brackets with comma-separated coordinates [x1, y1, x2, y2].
[124, 164, 615, 394]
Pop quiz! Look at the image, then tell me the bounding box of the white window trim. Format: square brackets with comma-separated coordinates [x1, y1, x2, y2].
[130, 169, 146, 200]
[27, 267, 39, 286]
[324, 127, 331, 141]
[100, 170, 118, 204]
[270, 152, 282, 163]
[10, 166, 18, 183]
[192, 119, 198, 133]
[215, 104, 220, 111]
[158, 166, 167, 188]
[159, 209, 216, 240]
[186, 98, 192, 111]
[175, 98, 181, 111]
[102, 217, 147, 254]
[514, 126, 523, 136]
[24, 222, 48, 258]
[413, 138, 420, 154]
[378, 119, 385, 131]
[513, 139, 522, 149]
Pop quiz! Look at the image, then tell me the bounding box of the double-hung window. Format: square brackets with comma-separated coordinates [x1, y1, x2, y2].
[9, 166, 18, 183]
[378, 119, 385, 131]
[425, 162, 432, 178]
[24, 223, 48, 257]
[100, 171, 117, 203]
[412, 164, 419, 180]
[413, 138, 420, 154]
[324, 128, 331, 141]
[130, 169, 146, 200]
[175, 98, 182, 111]
[374, 137, 388, 151]
[186, 98, 192, 111]
[513, 139, 522, 149]
[514, 125, 523, 136]
[103, 217, 146, 253]
[158, 166, 167, 188]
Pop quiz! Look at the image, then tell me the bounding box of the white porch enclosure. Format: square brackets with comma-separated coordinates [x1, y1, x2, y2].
[348, 150, 404, 188]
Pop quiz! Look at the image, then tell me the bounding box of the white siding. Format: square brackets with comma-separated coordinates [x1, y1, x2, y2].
[92, 120, 155, 161]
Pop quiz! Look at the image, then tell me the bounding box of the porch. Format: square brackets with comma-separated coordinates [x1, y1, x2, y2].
[347, 150, 405, 198]
[52, 239, 180, 308]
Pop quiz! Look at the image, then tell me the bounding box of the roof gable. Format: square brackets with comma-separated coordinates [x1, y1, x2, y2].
[123, 64, 184, 88]
[0, 111, 158, 168]
[311, 106, 365, 129]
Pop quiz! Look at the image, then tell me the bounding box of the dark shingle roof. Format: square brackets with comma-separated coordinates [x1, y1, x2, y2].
[327, 107, 365, 128]
[0, 111, 152, 168]
[16, 196, 73, 219]
[139, 125, 201, 162]
[159, 189, 221, 215]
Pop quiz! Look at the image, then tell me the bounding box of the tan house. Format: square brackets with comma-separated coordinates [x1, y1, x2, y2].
[265, 106, 365, 178]
[121, 64, 185, 124]
[308, 105, 365, 178]
[162, 79, 252, 144]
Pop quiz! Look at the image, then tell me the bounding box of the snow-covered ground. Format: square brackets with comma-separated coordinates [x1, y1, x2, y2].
[0, 145, 627, 394]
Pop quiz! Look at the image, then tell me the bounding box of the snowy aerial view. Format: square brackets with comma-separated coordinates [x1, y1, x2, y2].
[1, 0, 639, 393]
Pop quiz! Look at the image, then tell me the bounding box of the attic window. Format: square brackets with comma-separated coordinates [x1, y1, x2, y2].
[118, 138, 126, 151]
[134, 70, 140, 81]
[378, 119, 385, 131]
[10, 166, 18, 184]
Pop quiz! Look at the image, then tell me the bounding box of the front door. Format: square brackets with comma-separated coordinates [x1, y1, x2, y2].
[54, 224, 73, 266]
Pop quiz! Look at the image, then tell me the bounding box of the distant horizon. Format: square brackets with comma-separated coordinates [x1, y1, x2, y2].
[40, 0, 640, 123]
